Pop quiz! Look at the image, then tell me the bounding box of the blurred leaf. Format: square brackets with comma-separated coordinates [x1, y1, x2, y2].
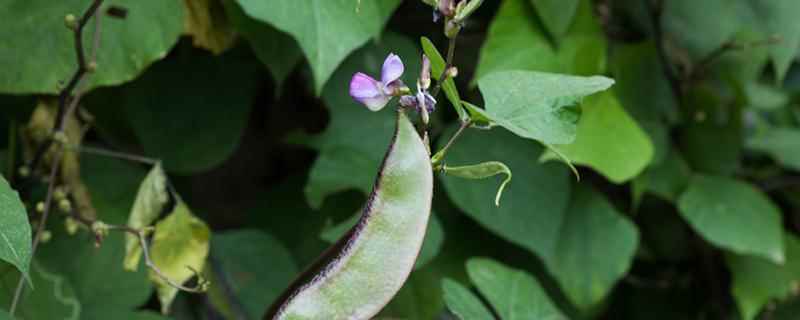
[0, 310, 10, 320]
[223, 0, 301, 89]
[743, 82, 789, 111]
[546, 185, 639, 310]
[474, 0, 605, 84]
[421, 37, 465, 120]
[124, 163, 169, 271]
[438, 125, 571, 262]
[0, 263, 80, 320]
[149, 201, 211, 314]
[747, 127, 800, 171]
[441, 278, 495, 320]
[612, 42, 678, 163]
[662, 0, 740, 60]
[233, 0, 400, 94]
[477, 70, 614, 145]
[466, 258, 566, 320]
[208, 229, 297, 319]
[542, 91, 654, 183]
[442, 162, 512, 207]
[118, 48, 257, 174]
[0, 0, 184, 94]
[747, 0, 800, 82]
[38, 155, 153, 319]
[473, 0, 559, 83]
[182, 0, 236, 54]
[0, 175, 31, 282]
[633, 147, 691, 203]
[678, 175, 784, 263]
[302, 33, 420, 208]
[530, 0, 580, 40]
[726, 234, 800, 320]
[321, 212, 444, 269]
[679, 86, 743, 175]
[771, 296, 800, 320]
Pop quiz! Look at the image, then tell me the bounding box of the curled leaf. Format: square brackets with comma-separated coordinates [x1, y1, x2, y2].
[443, 161, 512, 206]
[149, 201, 211, 314]
[124, 163, 169, 271]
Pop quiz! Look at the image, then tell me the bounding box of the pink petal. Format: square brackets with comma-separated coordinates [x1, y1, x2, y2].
[350, 72, 390, 111]
[381, 53, 405, 85]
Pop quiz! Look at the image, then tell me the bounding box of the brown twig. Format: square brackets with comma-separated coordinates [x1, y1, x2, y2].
[27, 0, 105, 174]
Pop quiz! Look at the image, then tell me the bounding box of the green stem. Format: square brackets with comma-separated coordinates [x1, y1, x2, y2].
[431, 120, 470, 166]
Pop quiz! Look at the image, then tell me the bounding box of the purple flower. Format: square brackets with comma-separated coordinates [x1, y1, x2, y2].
[398, 54, 436, 114]
[349, 53, 406, 111]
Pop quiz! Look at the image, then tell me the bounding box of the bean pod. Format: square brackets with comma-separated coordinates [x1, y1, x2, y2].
[265, 109, 434, 319]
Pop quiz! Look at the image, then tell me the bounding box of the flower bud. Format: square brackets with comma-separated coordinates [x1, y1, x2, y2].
[39, 230, 52, 243]
[65, 14, 77, 30]
[86, 61, 98, 73]
[455, 0, 484, 22]
[58, 198, 72, 213]
[420, 55, 432, 90]
[446, 66, 459, 78]
[18, 166, 30, 178]
[35, 201, 45, 213]
[438, 0, 456, 17]
[65, 217, 79, 235]
[445, 19, 462, 38]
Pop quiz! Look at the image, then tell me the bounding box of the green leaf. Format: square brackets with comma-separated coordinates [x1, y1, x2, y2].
[727, 234, 800, 320]
[678, 175, 784, 263]
[0, 175, 30, 282]
[542, 91, 654, 183]
[679, 86, 743, 175]
[466, 258, 566, 320]
[474, 0, 606, 83]
[0, 310, 11, 320]
[149, 201, 211, 314]
[662, 0, 740, 60]
[0, 0, 184, 94]
[233, 0, 401, 94]
[420, 37, 465, 120]
[530, 0, 580, 40]
[222, 0, 301, 90]
[746, 127, 800, 171]
[320, 211, 444, 269]
[545, 185, 639, 310]
[438, 124, 571, 261]
[124, 163, 169, 271]
[94, 47, 258, 174]
[443, 162, 512, 206]
[0, 263, 81, 320]
[473, 0, 560, 83]
[477, 70, 614, 145]
[441, 278, 495, 320]
[208, 230, 298, 319]
[302, 33, 421, 208]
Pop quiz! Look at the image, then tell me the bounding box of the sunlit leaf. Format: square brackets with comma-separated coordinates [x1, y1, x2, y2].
[149, 201, 211, 314]
[542, 91, 654, 183]
[478, 70, 614, 145]
[182, 0, 236, 54]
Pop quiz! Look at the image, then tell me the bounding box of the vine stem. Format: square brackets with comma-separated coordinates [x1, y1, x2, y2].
[430, 36, 457, 99]
[10, 0, 105, 314]
[10, 148, 63, 315]
[65, 144, 160, 165]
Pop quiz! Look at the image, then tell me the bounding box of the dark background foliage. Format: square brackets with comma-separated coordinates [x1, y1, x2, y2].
[1, 0, 800, 319]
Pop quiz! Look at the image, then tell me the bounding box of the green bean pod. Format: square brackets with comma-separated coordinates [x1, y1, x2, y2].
[265, 109, 434, 320]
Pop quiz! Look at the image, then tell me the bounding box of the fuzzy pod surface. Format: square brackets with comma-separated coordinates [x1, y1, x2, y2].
[266, 109, 434, 319]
